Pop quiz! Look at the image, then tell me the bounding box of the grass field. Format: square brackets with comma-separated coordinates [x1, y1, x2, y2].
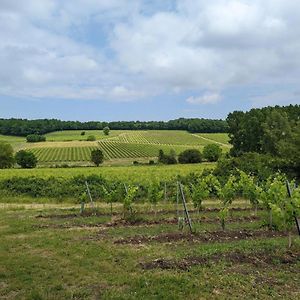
[0, 163, 214, 184]
[1, 130, 230, 166]
[0, 200, 299, 299]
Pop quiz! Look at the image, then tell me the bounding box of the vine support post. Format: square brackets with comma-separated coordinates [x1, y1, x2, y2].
[85, 181, 95, 209]
[179, 183, 193, 233]
[286, 180, 300, 236]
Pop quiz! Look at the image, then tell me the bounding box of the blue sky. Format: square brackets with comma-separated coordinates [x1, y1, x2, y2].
[0, 0, 299, 121]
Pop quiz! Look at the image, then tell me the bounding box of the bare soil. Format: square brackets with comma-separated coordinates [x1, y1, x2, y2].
[114, 229, 295, 245]
[140, 248, 300, 270]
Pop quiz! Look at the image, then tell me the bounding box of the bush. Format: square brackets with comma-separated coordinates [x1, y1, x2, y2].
[103, 127, 110, 135]
[87, 135, 96, 141]
[178, 149, 202, 164]
[81, 131, 86, 136]
[203, 144, 222, 162]
[15, 150, 38, 168]
[0, 142, 14, 169]
[91, 149, 104, 166]
[26, 134, 46, 143]
[158, 149, 177, 164]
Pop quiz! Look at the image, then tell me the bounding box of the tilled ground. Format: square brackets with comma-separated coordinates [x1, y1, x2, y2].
[35, 206, 260, 219]
[34, 215, 260, 229]
[140, 248, 300, 270]
[113, 229, 296, 244]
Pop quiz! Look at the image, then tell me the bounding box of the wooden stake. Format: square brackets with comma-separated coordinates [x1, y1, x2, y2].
[179, 183, 193, 233]
[286, 180, 300, 236]
[85, 181, 95, 209]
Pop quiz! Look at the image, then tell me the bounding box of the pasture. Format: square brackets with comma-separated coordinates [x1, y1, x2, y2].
[1, 130, 230, 166]
[0, 200, 299, 299]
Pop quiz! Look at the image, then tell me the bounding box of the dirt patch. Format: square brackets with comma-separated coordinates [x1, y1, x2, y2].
[35, 207, 261, 219]
[140, 249, 300, 270]
[34, 215, 260, 230]
[114, 229, 294, 245]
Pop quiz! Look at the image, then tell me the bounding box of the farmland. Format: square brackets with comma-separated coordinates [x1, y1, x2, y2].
[1, 130, 230, 166]
[0, 200, 299, 299]
[0, 163, 214, 185]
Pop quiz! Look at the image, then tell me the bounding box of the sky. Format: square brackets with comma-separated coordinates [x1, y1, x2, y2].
[0, 0, 300, 121]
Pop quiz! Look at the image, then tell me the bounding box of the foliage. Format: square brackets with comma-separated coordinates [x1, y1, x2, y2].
[87, 135, 96, 141]
[0, 142, 14, 169]
[26, 134, 46, 143]
[178, 149, 202, 164]
[218, 175, 238, 205]
[158, 149, 177, 164]
[15, 150, 38, 169]
[103, 127, 110, 135]
[203, 144, 222, 162]
[237, 170, 260, 207]
[90, 149, 104, 166]
[0, 118, 228, 136]
[148, 184, 163, 212]
[190, 179, 209, 212]
[219, 205, 229, 230]
[123, 186, 138, 218]
[80, 131, 85, 136]
[227, 104, 300, 177]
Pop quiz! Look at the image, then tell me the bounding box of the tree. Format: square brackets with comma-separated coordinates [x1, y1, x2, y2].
[178, 149, 202, 164]
[158, 149, 177, 164]
[103, 127, 110, 135]
[91, 149, 104, 166]
[203, 144, 222, 162]
[15, 150, 37, 168]
[26, 134, 46, 143]
[87, 135, 96, 141]
[0, 142, 14, 169]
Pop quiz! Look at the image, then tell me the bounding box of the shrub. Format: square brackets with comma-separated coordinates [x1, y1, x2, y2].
[80, 131, 86, 136]
[203, 144, 222, 162]
[91, 149, 104, 166]
[26, 134, 46, 143]
[87, 135, 96, 141]
[103, 127, 110, 135]
[178, 149, 202, 164]
[15, 150, 38, 169]
[158, 149, 177, 164]
[0, 142, 14, 169]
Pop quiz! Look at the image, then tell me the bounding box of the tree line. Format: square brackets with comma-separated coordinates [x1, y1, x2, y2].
[226, 104, 300, 179]
[0, 118, 228, 137]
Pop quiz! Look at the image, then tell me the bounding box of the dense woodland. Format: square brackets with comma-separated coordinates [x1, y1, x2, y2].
[0, 118, 228, 136]
[225, 104, 300, 179]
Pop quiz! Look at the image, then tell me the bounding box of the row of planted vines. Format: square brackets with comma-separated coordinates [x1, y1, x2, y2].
[1, 170, 299, 246]
[28, 147, 98, 162]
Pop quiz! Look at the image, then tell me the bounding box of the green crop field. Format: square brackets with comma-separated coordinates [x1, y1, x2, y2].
[0, 163, 214, 184]
[0, 131, 230, 165]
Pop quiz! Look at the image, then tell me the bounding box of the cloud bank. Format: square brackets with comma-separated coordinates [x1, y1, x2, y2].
[0, 0, 300, 105]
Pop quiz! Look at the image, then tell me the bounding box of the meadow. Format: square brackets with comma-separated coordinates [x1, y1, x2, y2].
[3, 130, 230, 166]
[0, 200, 299, 299]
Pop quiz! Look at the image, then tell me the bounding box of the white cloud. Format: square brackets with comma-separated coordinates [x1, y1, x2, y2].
[0, 0, 300, 105]
[186, 93, 221, 105]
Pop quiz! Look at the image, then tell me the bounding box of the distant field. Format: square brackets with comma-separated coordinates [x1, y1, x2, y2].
[0, 130, 230, 165]
[0, 163, 215, 183]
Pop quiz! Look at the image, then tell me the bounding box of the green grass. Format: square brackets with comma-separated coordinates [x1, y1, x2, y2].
[45, 130, 121, 141]
[0, 201, 299, 299]
[0, 163, 215, 184]
[0, 134, 25, 144]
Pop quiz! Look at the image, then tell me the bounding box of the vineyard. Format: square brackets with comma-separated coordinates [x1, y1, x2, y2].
[14, 130, 230, 165]
[0, 172, 299, 299]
